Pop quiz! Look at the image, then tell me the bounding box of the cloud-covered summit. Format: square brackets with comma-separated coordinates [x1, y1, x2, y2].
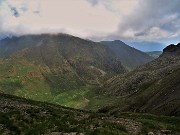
[0, 0, 179, 44]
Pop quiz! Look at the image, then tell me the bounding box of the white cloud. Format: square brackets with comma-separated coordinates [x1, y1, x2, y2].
[0, 0, 121, 38]
[0, 0, 179, 44]
[114, 0, 180, 42]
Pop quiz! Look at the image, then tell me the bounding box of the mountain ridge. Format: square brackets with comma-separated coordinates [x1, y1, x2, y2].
[100, 40, 153, 70]
[0, 34, 126, 108]
[96, 43, 180, 116]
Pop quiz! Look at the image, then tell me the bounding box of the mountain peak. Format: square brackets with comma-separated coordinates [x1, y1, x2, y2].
[101, 40, 126, 45]
[111, 40, 127, 45]
[163, 43, 180, 53]
[100, 40, 153, 70]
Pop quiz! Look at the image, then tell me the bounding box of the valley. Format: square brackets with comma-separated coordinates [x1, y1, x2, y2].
[0, 0, 179, 134]
[0, 34, 179, 135]
[0, 34, 154, 110]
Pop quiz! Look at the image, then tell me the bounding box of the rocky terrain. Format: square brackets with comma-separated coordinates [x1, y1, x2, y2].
[97, 43, 180, 115]
[0, 93, 180, 135]
[0, 34, 179, 135]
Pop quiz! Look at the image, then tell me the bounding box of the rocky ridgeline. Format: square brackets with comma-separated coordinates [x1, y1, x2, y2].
[163, 43, 180, 53]
[100, 43, 180, 97]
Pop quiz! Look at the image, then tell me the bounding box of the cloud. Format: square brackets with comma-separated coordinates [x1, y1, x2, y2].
[87, 0, 99, 6]
[0, 0, 120, 38]
[0, 0, 179, 44]
[9, 6, 20, 17]
[114, 0, 180, 42]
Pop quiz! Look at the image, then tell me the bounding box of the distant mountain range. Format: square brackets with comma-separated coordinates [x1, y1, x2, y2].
[127, 41, 167, 51]
[146, 51, 162, 58]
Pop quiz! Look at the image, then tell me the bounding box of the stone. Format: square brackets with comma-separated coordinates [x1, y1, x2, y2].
[148, 132, 154, 135]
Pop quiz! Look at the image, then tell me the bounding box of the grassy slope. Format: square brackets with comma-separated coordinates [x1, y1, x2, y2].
[85, 47, 180, 115]
[0, 53, 120, 110]
[0, 34, 126, 109]
[0, 93, 180, 135]
[0, 58, 89, 109]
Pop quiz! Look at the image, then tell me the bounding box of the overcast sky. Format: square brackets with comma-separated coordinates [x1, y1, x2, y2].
[0, 0, 179, 44]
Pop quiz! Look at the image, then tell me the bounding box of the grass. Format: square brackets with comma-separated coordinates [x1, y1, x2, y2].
[118, 113, 180, 134]
[53, 87, 90, 109]
[84, 93, 120, 111]
[0, 57, 119, 110]
[0, 58, 92, 109]
[44, 73, 86, 95]
[14, 79, 53, 102]
[14, 78, 91, 109]
[0, 93, 130, 135]
[0, 93, 180, 135]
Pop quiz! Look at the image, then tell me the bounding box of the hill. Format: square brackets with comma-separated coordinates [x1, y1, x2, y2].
[0, 34, 126, 108]
[0, 93, 180, 135]
[100, 40, 153, 70]
[96, 43, 180, 116]
[146, 51, 162, 58]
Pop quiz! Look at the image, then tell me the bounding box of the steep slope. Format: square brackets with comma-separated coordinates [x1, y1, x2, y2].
[0, 35, 46, 58]
[0, 34, 126, 108]
[97, 43, 180, 115]
[1, 93, 180, 135]
[101, 40, 153, 70]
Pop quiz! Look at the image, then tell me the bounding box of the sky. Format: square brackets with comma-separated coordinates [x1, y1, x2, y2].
[0, 0, 179, 44]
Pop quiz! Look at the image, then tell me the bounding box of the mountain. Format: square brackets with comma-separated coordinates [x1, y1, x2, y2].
[1, 93, 180, 135]
[0, 35, 179, 134]
[100, 40, 154, 70]
[127, 41, 167, 51]
[97, 43, 180, 116]
[0, 34, 126, 108]
[146, 51, 162, 58]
